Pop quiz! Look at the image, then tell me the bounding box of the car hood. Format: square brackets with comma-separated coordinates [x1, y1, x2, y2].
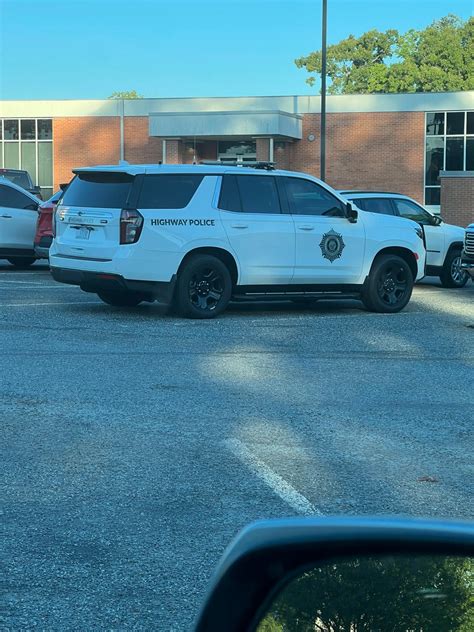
[441, 222, 466, 240]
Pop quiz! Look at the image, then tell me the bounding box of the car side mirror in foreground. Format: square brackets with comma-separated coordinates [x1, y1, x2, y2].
[346, 202, 358, 223]
[194, 517, 474, 632]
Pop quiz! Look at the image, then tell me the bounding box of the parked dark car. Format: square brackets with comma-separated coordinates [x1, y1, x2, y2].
[0, 168, 43, 200]
[34, 190, 62, 259]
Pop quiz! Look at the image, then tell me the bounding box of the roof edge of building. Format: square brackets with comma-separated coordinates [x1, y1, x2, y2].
[0, 91, 472, 118]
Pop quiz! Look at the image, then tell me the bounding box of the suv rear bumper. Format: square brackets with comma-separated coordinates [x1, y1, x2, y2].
[50, 266, 176, 303]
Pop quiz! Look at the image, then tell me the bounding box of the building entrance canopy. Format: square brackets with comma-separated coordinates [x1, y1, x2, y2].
[148, 110, 302, 140]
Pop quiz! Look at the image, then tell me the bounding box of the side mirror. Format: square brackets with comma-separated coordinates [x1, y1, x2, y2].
[195, 517, 474, 632]
[346, 202, 358, 223]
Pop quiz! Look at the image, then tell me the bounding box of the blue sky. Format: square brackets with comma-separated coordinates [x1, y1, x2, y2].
[0, 0, 471, 100]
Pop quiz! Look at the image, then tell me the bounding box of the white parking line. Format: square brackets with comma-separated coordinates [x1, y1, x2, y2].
[0, 301, 101, 307]
[0, 285, 71, 289]
[0, 279, 58, 284]
[224, 438, 320, 516]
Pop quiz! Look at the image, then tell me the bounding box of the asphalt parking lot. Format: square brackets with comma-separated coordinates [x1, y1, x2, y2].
[2, 261, 473, 631]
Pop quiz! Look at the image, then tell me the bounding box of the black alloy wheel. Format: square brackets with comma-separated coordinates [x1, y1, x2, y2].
[175, 254, 232, 318]
[363, 254, 414, 313]
[377, 261, 410, 307]
[189, 267, 225, 312]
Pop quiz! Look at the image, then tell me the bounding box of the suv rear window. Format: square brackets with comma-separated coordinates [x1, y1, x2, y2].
[62, 172, 134, 208]
[0, 169, 32, 190]
[138, 174, 204, 209]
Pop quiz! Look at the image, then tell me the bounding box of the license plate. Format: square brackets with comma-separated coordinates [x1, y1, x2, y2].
[76, 227, 90, 240]
[69, 215, 87, 224]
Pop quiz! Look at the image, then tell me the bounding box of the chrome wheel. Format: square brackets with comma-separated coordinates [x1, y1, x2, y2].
[450, 255, 468, 285]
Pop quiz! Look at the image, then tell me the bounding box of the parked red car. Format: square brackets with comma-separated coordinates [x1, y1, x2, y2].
[34, 190, 62, 259]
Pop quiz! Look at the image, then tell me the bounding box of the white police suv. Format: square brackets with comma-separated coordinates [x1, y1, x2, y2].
[341, 191, 469, 288]
[50, 164, 426, 318]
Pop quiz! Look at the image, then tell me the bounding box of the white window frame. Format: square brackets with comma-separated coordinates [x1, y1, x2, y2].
[0, 117, 54, 197]
[424, 110, 474, 211]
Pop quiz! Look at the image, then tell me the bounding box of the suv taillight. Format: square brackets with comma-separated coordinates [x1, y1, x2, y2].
[120, 209, 144, 244]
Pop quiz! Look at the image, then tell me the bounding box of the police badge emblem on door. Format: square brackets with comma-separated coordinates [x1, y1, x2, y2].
[319, 229, 345, 262]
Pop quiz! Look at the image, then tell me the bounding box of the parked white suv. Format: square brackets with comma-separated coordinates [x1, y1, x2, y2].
[50, 164, 425, 318]
[0, 177, 40, 268]
[341, 191, 469, 288]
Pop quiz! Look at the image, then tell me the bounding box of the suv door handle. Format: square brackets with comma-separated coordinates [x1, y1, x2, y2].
[231, 223, 248, 229]
[297, 224, 314, 231]
[1, 214, 13, 219]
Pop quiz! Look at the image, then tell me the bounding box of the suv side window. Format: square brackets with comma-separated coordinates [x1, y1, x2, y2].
[219, 175, 281, 214]
[0, 184, 34, 209]
[138, 174, 204, 209]
[219, 175, 241, 212]
[393, 199, 434, 224]
[284, 177, 345, 217]
[353, 197, 395, 215]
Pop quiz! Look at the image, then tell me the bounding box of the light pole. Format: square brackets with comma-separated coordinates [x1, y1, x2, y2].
[320, 0, 327, 181]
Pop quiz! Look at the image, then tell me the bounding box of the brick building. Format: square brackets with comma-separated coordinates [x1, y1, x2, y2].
[0, 91, 473, 221]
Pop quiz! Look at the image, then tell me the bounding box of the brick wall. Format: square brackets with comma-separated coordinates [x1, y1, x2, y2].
[53, 117, 120, 190]
[289, 112, 425, 203]
[52, 111, 427, 203]
[440, 172, 474, 228]
[274, 142, 291, 170]
[165, 139, 183, 164]
[124, 117, 162, 164]
[256, 138, 270, 162]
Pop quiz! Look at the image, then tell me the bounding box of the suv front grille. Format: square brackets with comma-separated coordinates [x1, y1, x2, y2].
[465, 231, 474, 256]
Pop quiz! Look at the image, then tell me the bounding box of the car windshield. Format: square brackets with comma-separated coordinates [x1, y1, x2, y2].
[1, 2, 473, 632]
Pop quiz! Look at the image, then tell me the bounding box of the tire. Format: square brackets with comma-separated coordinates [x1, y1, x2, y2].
[362, 254, 414, 313]
[97, 290, 146, 307]
[439, 249, 469, 288]
[174, 254, 232, 319]
[7, 257, 36, 269]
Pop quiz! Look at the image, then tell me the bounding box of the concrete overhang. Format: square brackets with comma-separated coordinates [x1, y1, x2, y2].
[148, 110, 302, 139]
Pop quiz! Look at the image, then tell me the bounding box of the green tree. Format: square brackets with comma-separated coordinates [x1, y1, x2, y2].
[295, 14, 474, 94]
[258, 555, 473, 632]
[107, 90, 144, 99]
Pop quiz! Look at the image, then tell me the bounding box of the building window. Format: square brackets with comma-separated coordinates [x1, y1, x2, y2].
[0, 119, 53, 199]
[425, 111, 473, 208]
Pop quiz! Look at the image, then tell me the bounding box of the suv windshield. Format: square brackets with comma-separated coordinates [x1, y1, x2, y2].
[0, 169, 32, 190]
[62, 172, 134, 208]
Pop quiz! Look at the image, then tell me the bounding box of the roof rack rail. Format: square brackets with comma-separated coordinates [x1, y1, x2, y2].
[339, 190, 404, 196]
[200, 160, 276, 171]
